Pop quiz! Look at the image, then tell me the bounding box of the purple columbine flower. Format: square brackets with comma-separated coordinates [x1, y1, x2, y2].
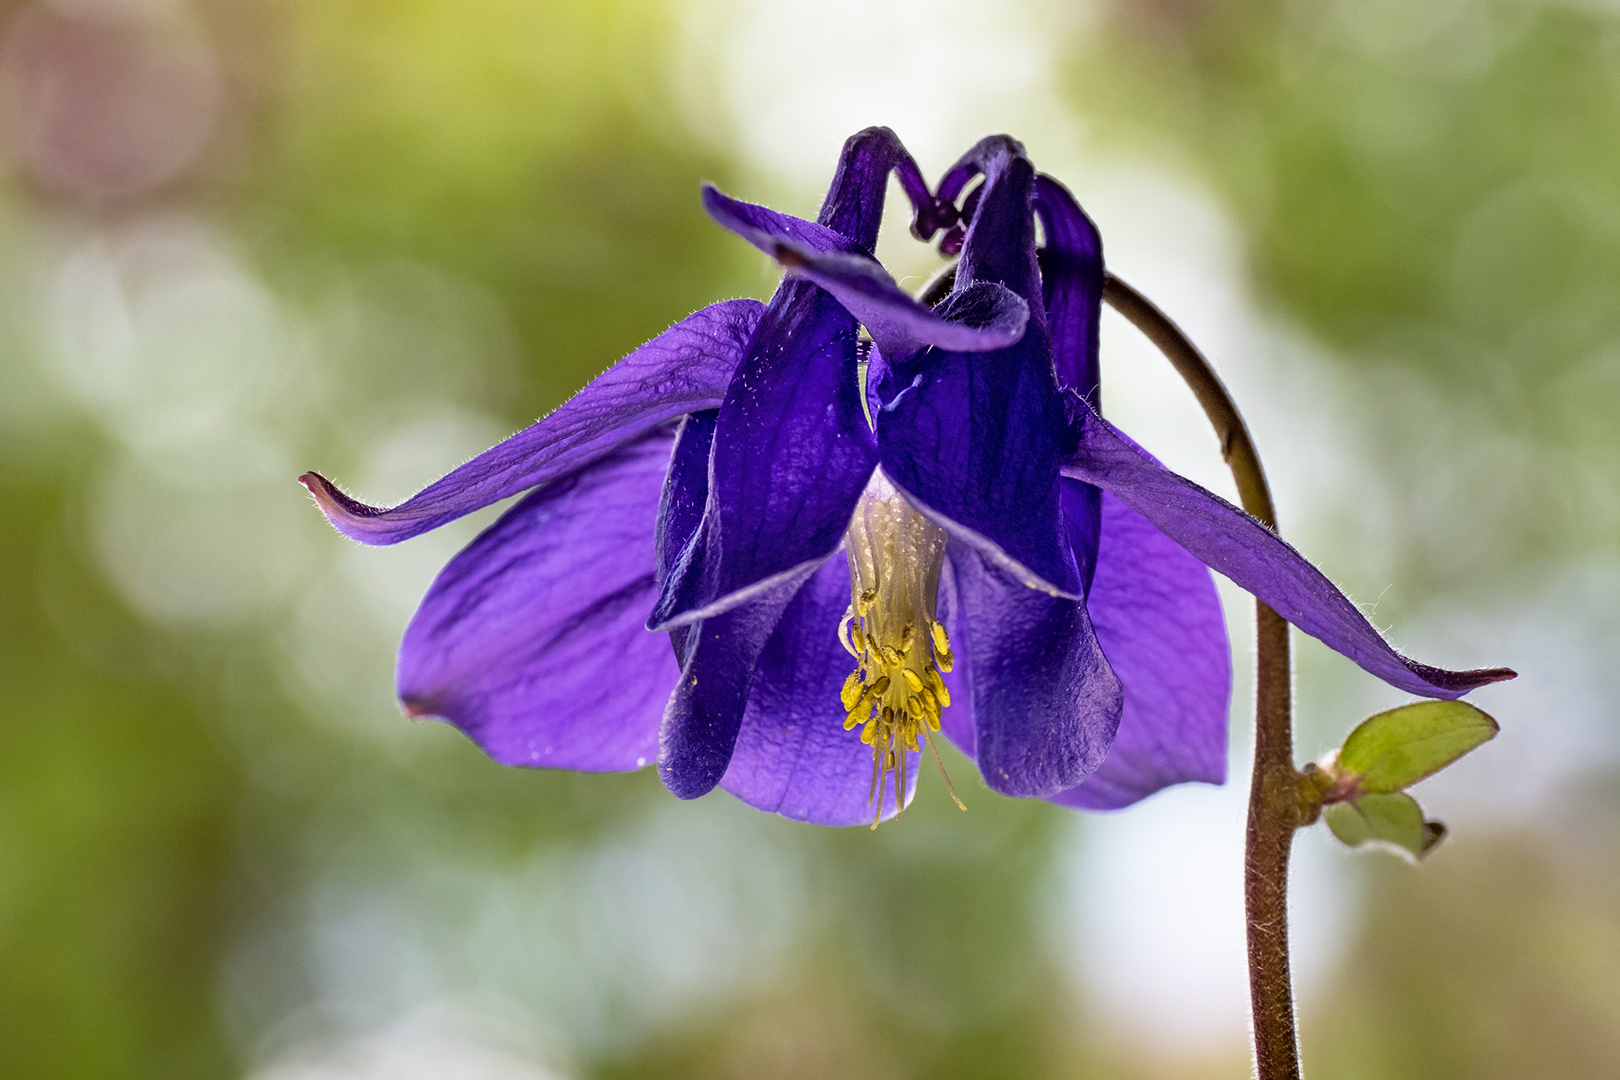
[301, 129, 1512, 827]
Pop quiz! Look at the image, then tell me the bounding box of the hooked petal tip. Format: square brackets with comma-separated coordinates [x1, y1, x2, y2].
[300, 470, 376, 533]
[299, 470, 341, 516]
[1468, 666, 1517, 687]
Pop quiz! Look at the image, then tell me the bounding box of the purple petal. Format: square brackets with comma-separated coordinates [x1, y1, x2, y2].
[877, 290, 1081, 599]
[657, 582, 804, 800]
[650, 399, 815, 799]
[652, 131, 958, 630]
[1049, 487, 1231, 811]
[1063, 455, 1102, 595]
[780, 251, 1028, 359]
[949, 543, 1123, 797]
[301, 299, 763, 545]
[864, 341, 889, 422]
[1064, 406, 1517, 698]
[396, 432, 676, 771]
[647, 281, 875, 631]
[655, 412, 717, 586]
[877, 135, 1082, 598]
[937, 136, 1042, 307]
[705, 185, 1028, 359]
[818, 126, 953, 245]
[700, 184, 852, 256]
[1032, 174, 1104, 401]
[654, 410, 718, 659]
[720, 557, 919, 826]
[700, 127, 948, 258]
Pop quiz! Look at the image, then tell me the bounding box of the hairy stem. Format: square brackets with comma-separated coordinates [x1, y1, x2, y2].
[1102, 273, 1304, 1080]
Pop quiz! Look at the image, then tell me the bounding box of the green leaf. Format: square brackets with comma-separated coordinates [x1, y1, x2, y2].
[1323, 793, 1445, 861]
[1338, 701, 1498, 794]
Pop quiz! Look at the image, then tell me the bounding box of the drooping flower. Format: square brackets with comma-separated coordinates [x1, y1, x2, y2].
[301, 128, 1513, 827]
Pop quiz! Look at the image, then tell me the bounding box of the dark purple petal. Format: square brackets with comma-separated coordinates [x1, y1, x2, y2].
[1064, 405, 1517, 698]
[878, 289, 1080, 599]
[937, 136, 1042, 307]
[701, 184, 852, 256]
[794, 256, 1028, 359]
[864, 341, 888, 422]
[878, 135, 1082, 597]
[705, 186, 1028, 360]
[302, 299, 763, 546]
[654, 404, 823, 801]
[1062, 458, 1102, 596]
[657, 581, 804, 799]
[647, 282, 875, 630]
[1032, 174, 1104, 401]
[396, 431, 676, 771]
[1049, 487, 1231, 811]
[720, 557, 918, 825]
[949, 543, 1123, 797]
[655, 412, 716, 591]
[817, 126, 951, 248]
[651, 129, 972, 632]
[700, 127, 947, 258]
[654, 410, 718, 659]
[789, 253, 1027, 359]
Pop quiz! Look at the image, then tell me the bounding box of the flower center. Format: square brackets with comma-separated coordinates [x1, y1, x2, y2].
[839, 468, 965, 827]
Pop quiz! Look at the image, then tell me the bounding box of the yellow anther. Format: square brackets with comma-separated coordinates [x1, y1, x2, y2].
[839, 470, 961, 826]
[845, 683, 874, 726]
[840, 670, 864, 711]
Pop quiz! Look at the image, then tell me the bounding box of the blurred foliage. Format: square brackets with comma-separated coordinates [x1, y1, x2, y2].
[1070, 0, 1620, 383]
[1310, 817, 1620, 1078]
[1063, 0, 1620, 593]
[595, 796, 1079, 1080]
[0, 0, 763, 1072]
[0, 468, 238, 1077]
[237, 0, 747, 415]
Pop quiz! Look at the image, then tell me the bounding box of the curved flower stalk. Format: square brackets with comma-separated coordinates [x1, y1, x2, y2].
[301, 128, 1513, 828]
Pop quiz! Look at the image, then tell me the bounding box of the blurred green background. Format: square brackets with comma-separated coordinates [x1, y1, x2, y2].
[1, 0, 1617, 1076]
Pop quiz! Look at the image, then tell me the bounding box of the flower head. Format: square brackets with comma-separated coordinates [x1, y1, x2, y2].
[301, 128, 1513, 827]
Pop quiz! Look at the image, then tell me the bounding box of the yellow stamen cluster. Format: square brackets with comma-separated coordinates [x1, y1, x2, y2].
[839, 469, 964, 828]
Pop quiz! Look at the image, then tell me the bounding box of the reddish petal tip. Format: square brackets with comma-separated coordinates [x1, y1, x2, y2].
[299, 470, 338, 510]
[399, 695, 438, 721]
[298, 470, 399, 543]
[299, 470, 355, 533]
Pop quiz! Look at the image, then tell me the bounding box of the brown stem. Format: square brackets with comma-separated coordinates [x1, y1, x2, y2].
[1102, 273, 1303, 1080]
